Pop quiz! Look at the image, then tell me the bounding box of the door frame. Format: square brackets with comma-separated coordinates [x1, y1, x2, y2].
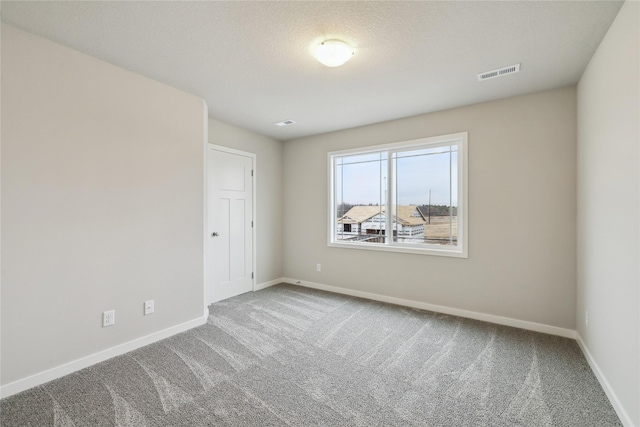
[204, 144, 256, 306]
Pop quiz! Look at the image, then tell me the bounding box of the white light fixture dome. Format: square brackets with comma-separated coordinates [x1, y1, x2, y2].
[315, 40, 354, 67]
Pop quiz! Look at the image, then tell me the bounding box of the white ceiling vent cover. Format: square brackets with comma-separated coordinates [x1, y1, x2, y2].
[274, 119, 296, 127]
[478, 63, 521, 81]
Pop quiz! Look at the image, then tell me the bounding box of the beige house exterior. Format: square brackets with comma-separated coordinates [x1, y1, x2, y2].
[337, 205, 427, 239]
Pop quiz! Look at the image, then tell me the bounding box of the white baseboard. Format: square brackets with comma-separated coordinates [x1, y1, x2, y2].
[576, 333, 634, 427]
[254, 277, 285, 291]
[0, 313, 208, 399]
[282, 277, 576, 339]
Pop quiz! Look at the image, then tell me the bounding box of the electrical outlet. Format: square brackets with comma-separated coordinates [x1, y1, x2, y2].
[316, 263, 321, 272]
[103, 310, 115, 327]
[144, 300, 154, 316]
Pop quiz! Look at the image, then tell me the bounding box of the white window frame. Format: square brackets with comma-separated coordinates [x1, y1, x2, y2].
[328, 132, 468, 258]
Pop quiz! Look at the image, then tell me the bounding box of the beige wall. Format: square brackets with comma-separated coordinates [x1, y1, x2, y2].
[284, 86, 577, 329]
[576, 1, 639, 425]
[208, 119, 284, 284]
[1, 25, 207, 385]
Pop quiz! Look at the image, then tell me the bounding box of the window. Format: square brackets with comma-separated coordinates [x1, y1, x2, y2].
[328, 132, 467, 257]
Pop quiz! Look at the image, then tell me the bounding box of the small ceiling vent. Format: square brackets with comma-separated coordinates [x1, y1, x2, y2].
[478, 63, 521, 81]
[273, 119, 296, 127]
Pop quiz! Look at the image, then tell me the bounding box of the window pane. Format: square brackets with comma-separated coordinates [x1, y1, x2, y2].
[392, 146, 458, 247]
[335, 152, 387, 244]
[329, 132, 466, 257]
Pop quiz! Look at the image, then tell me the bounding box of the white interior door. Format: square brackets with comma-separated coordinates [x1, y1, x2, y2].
[208, 147, 254, 303]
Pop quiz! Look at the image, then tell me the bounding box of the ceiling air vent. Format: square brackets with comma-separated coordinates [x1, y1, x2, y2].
[478, 63, 521, 81]
[273, 119, 296, 127]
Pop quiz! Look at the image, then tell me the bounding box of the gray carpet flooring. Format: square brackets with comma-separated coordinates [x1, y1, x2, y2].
[1, 284, 621, 426]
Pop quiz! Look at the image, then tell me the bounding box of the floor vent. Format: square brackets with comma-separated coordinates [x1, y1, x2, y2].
[478, 63, 521, 81]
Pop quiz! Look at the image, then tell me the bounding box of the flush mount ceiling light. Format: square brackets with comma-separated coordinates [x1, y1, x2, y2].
[315, 40, 354, 67]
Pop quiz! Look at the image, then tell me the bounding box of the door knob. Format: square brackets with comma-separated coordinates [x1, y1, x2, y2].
[211, 232, 219, 237]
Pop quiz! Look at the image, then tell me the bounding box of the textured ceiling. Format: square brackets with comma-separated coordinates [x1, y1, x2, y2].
[1, 1, 624, 141]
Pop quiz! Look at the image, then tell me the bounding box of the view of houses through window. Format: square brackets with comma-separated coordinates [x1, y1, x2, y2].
[330, 134, 466, 256]
[336, 204, 457, 245]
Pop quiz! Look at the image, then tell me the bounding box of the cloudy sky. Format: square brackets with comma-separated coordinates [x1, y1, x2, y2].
[335, 146, 458, 207]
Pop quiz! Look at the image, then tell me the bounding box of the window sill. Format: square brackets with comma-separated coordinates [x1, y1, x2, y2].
[328, 241, 468, 258]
